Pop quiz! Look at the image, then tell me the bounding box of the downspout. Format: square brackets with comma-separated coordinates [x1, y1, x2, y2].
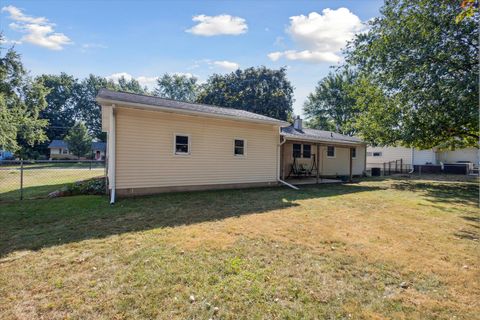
[408, 147, 415, 173]
[277, 134, 299, 190]
[109, 105, 116, 204]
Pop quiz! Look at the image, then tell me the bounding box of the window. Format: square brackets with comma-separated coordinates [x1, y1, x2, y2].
[373, 152, 382, 157]
[293, 144, 302, 158]
[351, 147, 357, 159]
[303, 144, 311, 158]
[62, 149, 68, 154]
[234, 139, 245, 156]
[327, 146, 335, 158]
[175, 135, 190, 155]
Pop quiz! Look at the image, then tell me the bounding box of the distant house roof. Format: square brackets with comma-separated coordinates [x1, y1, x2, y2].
[91, 141, 106, 152]
[48, 140, 68, 148]
[281, 126, 365, 145]
[96, 88, 289, 126]
[48, 140, 106, 151]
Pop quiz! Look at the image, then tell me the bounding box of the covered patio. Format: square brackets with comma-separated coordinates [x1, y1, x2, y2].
[279, 118, 367, 185]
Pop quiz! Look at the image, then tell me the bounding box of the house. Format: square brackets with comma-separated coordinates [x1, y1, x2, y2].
[97, 89, 366, 202]
[48, 140, 106, 160]
[366, 146, 479, 173]
[0, 150, 14, 160]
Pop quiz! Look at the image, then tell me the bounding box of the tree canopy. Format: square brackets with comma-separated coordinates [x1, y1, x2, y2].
[197, 67, 294, 121]
[0, 43, 48, 153]
[64, 122, 92, 158]
[154, 73, 199, 102]
[303, 69, 358, 135]
[345, 0, 479, 148]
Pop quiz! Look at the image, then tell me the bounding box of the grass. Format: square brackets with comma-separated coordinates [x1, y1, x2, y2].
[0, 167, 104, 201]
[0, 175, 478, 319]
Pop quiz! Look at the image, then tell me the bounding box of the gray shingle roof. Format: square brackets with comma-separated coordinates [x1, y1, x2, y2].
[281, 126, 364, 145]
[96, 88, 289, 126]
[48, 139, 68, 148]
[48, 140, 106, 151]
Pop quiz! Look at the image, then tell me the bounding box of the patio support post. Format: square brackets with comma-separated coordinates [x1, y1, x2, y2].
[316, 144, 320, 184]
[349, 147, 353, 182]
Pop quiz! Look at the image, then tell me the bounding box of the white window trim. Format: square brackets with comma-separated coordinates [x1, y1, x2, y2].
[326, 145, 336, 158]
[233, 138, 247, 157]
[351, 147, 357, 159]
[173, 133, 191, 156]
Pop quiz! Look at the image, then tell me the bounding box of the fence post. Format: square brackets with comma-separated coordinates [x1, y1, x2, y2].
[383, 162, 386, 176]
[389, 162, 391, 175]
[20, 158, 24, 200]
[400, 159, 403, 173]
[89, 159, 92, 170]
[395, 160, 398, 173]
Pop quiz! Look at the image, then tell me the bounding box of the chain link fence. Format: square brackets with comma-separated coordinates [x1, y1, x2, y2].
[0, 160, 106, 202]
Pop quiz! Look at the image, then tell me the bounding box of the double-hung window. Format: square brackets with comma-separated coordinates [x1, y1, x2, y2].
[293, 144, 302, 158]
[327, 145, 335, 158]
[234, 139, 245, 156]
[175, 134, 190, 155]
[351, 147, 357, 159]
[302, 144, 311, 158]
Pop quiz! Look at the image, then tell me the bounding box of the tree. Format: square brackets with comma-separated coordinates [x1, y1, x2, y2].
[197, 66, 294, 121]
[33, 73, 78, 155]
[345, 0, 479, 149]
[64, 122, 92, 158]
[303, 69, 358, 135]
[0, 42, 48, 154]
[456, 0, 479, 23]
[74, 75, 111, 140]
[153, 73, 199, 102]
[113, 76, 148, 94]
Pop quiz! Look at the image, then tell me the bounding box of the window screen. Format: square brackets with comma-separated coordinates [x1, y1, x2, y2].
[175, 135, 189, 154]
[234, 139, 245, 156]
[293, 144, 301, 158]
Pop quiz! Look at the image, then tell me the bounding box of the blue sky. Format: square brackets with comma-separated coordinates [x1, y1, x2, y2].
[0, 0, 383, 115]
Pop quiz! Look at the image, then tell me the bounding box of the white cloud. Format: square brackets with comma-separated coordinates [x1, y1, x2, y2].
[211, 60, 239, 72]
[1, 5, 72, 50]
[186, 14, 247, 36]
[268, 8, 365, 63]
[106, 72, 158, 89]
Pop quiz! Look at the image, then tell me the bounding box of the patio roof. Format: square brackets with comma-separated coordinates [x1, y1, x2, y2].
[281, 126, 365, 145]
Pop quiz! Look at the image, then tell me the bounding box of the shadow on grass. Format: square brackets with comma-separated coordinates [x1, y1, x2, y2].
[0, 184, 379, 257]
[390, 180, 479, 206]
[0, 183, 73, 202]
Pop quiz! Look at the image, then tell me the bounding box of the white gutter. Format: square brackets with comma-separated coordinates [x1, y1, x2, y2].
[96, 98, 290, 128]
[277, 135, 299, 190]
[281, 135, 365, 147]
[109, 105, 116, 204]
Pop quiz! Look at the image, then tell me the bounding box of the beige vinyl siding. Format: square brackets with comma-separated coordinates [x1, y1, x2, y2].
[320, 145, 365, 176]
[114, 107, 279, 189]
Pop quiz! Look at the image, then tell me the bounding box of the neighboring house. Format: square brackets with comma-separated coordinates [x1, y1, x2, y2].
[367, 146, 479, 170]
[0, 150, 14, 160]
[48, 140, 106, 160]
[97, 89, 366, 202]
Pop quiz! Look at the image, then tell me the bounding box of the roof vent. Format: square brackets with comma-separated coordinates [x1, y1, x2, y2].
[293, 116, 302, 131]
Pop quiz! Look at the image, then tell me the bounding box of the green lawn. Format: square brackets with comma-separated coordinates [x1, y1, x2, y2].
[0, 176, 478, 319]
[0, 167, 104, 201]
